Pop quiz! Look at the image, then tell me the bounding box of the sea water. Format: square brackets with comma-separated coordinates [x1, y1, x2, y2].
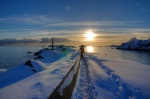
[86, 46, 150, 66]
[0, 46, 150, 69]
[0, 46, 42, 69]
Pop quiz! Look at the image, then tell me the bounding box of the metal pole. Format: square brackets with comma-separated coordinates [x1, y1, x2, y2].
[52, 37, 54, 50]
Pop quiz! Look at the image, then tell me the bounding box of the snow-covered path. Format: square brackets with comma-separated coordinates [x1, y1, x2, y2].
[72, 57, 97, 99]
[72, 54, 143, 99]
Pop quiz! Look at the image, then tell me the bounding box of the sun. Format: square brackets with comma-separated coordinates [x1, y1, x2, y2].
[84, 30, 96, 41]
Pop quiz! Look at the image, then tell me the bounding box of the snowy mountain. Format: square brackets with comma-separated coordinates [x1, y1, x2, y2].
[117, 38, 150, 50]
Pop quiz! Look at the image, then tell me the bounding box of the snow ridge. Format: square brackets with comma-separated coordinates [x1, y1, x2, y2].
[87, 54, 143, 99]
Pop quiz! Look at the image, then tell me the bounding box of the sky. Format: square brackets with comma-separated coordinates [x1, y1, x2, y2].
[0, 0, 150, 45]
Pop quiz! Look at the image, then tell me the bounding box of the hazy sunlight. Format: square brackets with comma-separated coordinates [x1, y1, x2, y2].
[84, 30, 96, 41]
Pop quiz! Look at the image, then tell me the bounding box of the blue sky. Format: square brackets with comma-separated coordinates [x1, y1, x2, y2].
[0, 0, 150, 44]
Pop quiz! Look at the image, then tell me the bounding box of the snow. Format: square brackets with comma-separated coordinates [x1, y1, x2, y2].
[0, 47, 78, 99]
[117, 38, 150, 50]
[72, 54, 146, 99]
[89, 53, 150, 99]
[128, 37, 138, 42]
[0, 69, 7, 75]
[102, 59, 150, 99]
[0, 69, 7, 78]
[0, 46, 150, 99]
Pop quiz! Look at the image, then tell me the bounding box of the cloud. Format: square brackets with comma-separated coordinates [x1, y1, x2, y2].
[22, 30, 83, 37]
[0, 38, 39, 44]
[0, 14, 149, 41]
[95, 28, 150, 34]
[0, 15, 142, 27]
[44, 21, 136, 27]
[0, 37, 72, 45]
[0, 27, 149, 41]
[40, 37, 71, 43]
[0, 14, 59, 25]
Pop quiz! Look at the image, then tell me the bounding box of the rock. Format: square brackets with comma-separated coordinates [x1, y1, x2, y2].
[24, 60, 33, 68]
[37, 55, 44, 59]
[27, 51, 32, 53]
[31, 69, 37, 72]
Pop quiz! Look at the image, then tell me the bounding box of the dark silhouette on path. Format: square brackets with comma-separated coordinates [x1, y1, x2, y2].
[78, 45, 85, 59]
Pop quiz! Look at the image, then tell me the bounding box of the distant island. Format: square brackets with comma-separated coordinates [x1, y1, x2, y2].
[117, 37, 150, 51]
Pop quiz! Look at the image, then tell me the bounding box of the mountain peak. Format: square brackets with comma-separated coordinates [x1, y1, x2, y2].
[128, 37, 138, 42]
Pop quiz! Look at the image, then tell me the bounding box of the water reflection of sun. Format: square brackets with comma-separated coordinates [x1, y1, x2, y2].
[84, 30, 96, 41]
[86, 46, 94, 52]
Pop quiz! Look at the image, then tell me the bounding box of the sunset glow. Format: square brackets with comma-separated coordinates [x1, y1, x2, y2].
[0, 0, 150, 46]
[86, 46, 94, 52]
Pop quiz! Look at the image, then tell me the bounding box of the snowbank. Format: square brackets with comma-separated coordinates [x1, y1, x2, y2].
[0, 47, 79, 99]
